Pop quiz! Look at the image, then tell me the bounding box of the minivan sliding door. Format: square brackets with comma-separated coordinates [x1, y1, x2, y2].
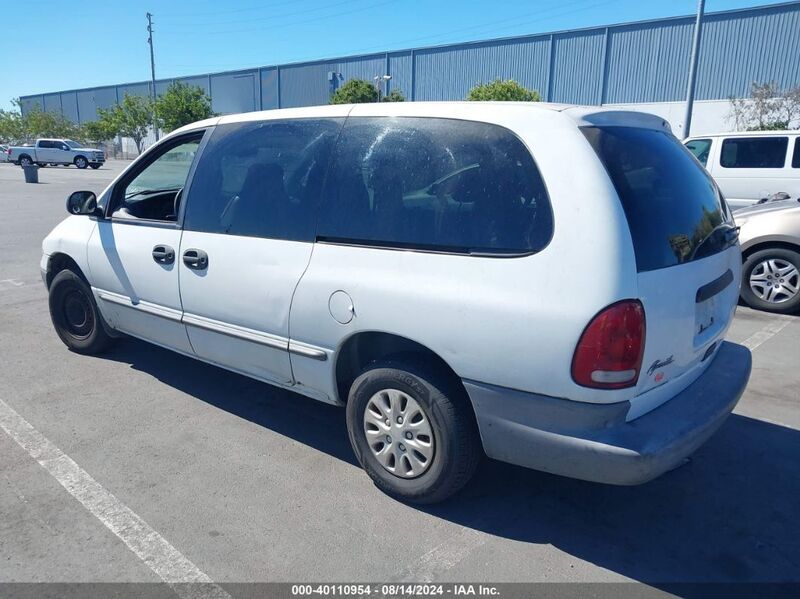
[178, 117, 344, 385]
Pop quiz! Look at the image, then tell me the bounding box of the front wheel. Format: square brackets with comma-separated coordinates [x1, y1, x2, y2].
[48, 269, 114, 354]
[741, 247, 800, 314]
[74, 156, 88, 169]
[346, 358, 481, 504]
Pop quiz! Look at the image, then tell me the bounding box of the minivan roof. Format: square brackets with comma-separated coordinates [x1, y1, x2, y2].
[171, 101, 671, 137]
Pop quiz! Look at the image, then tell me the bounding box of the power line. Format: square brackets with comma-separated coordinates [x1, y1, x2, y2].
[160, 0, 369, 29]
[158, 0, 621, 70]
[158, 0, 398, 36]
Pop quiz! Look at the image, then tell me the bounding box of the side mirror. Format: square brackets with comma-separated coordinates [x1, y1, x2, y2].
[66, 191, 101, 216]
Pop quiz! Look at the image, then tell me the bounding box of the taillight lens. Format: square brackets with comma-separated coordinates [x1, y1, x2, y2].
[571, 300, 645, 389]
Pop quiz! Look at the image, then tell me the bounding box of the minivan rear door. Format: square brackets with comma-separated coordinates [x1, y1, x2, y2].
[585, 126, 741, 418]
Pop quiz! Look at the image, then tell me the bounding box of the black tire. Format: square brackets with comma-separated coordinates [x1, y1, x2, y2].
[74, 156, 88, 169]
[89, 163, 101, 170]
[346, 357, 481, 504]
[36, 162, 47, 168]
[48, 269, 114, 354]
[19, 155, 33, 167]
[740, 247, 800, 314]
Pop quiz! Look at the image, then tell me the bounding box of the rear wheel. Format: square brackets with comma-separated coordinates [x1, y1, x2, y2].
[74, 156, 88, 169]
[346, 358, 481, 504]
[741, 247, 800, 314]
[19, 155, 33, 166]
[48, 269, 114, 354]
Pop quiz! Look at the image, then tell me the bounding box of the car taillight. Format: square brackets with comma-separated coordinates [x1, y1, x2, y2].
[571, 300, 645, 390]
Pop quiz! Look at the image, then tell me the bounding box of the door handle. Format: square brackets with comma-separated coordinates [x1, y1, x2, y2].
[182, 248, 208, 270]
[152, 245, 175, 264]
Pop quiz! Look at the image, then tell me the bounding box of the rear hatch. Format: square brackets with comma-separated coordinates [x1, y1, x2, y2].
[584, 126, 741, 419]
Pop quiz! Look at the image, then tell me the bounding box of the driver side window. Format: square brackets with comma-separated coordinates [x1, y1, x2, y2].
[111, 135, 203, 222]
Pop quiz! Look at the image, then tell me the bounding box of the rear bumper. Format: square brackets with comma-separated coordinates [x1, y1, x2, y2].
[464, 341, 751, 485]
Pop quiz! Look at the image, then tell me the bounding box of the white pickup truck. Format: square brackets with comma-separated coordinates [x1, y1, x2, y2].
[8, 139, 105, 169]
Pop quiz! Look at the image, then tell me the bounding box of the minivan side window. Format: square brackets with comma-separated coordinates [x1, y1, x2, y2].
[317, 117, 552, 255]
[720, 137, 788, 168]
[685, 138, 712, 166]
[184, 118, 343, 242]
[793, 138, 800, 168]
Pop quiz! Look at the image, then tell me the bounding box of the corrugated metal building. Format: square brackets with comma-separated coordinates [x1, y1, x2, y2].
[18, 1, 800, 137]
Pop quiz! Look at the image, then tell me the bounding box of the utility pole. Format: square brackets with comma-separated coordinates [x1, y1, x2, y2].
[683, 0, 705, 138]
[146, 12, 159, 141]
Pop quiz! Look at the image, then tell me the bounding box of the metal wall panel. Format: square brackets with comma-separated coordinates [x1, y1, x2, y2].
[260, 67, 279, 110]
[60, 92, 79, 122]
[605, 20, 694, 104]
[177, 76, 211, 95]
[210, 70, 258, 114]
[697, 3, 800, 100]
[118, 82, 151, 100]
[76, 86, 117, 122]
[414, 36, 550, 101]
[42, 93, 62, 114]
[550, 30, 606, 104]
[388, 51, 412, 100]
[280, 61, 336, 108]
[19, 96, 42, 114]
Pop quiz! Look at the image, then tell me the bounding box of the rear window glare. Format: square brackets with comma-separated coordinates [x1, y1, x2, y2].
[584, 126, 730, 272]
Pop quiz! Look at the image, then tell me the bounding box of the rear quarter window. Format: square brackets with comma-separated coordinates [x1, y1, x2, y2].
[584, 126, 730, 272]
[317, 117, 553, 255]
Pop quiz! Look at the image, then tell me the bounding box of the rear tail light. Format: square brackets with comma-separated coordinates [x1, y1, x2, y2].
[571, 300, 645, 390]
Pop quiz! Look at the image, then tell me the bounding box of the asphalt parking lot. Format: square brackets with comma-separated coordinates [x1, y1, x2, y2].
[0, 160, 798, 589]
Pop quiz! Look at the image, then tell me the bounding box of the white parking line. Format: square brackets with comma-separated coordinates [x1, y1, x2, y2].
[0, 397, 231, 599]
[741, 318, 794, 351]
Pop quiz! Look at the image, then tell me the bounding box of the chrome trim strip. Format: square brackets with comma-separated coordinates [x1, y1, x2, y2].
[288, 341, 329, 361]
[182, 313, 288, 351]
[95, 289, 183, 322]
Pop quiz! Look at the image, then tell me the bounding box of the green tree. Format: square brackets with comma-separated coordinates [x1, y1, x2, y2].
[0, 108, 24, 142]
[80, 118, 118, 145]
[466, 79, 541, 102]
[154, 82, 214, 133]
[100, 94, 152, 154]
[330, 79, 379, 104]
[382, 88, 406, 102]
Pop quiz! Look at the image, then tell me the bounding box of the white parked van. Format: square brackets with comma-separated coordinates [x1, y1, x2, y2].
[685, 130, 800, 210]
[42, 102, 751, 503]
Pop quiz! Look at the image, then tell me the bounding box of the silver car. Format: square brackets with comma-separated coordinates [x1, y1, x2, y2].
[736, 199, 800, 313]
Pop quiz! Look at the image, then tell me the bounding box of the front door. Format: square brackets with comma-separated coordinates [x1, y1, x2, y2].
[87, 132, 206, 353]
[177, 117, 344, 384]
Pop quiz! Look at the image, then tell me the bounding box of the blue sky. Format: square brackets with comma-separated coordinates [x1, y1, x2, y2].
[1, 0, 779, 110]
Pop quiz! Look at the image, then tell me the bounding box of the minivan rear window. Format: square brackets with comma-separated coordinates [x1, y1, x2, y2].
[584, 126, 729, 272]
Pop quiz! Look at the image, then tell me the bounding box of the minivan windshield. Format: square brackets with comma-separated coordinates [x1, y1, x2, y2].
[584, 126, 731, 272]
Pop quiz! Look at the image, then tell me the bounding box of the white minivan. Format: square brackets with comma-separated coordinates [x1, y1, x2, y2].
[685, 130, 800, 210]
[42, 102, 751, 503]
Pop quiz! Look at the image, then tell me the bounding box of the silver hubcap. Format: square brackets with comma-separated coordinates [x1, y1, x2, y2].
[76, 158, 86, 167]
[363, 389, 435, 479]
[750, 258, 799, 304]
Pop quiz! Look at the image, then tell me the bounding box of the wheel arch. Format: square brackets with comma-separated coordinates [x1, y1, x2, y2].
[741, 240, 800, 262]
[45, 252, 89, 289]
[334, 331, 469, 407]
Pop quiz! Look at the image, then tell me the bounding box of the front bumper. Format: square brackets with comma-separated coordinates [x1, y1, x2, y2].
[464, 341, 751, 485]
